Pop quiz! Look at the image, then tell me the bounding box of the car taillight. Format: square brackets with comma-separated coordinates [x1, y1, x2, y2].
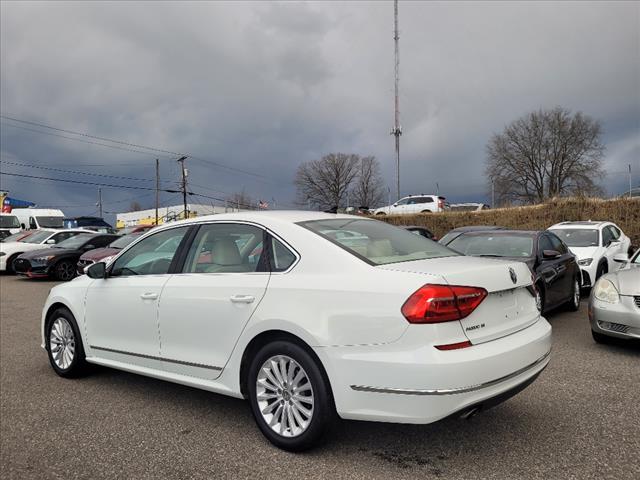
[401, 284, 488, 323]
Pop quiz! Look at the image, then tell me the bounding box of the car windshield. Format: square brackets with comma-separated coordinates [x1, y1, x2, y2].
[54, 233, 95, 249]
[0, 216, 20, 228]
[1, 231, 27, 242]
[109, 234, 140, 249]
[300, 218, 458, 265]
[448, 233, 534, 258]
[551, 229, 599, 247]
[36, 216, 63, 228]
[23, 231, 53, 243]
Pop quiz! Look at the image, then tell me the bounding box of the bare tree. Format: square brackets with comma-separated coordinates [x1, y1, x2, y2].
[351, 156, 385, 208]
[295, 153, 361, 209]
[226, 190, 255, 210]
[486, 107, 605, 205]
[129, 201, 142, 211]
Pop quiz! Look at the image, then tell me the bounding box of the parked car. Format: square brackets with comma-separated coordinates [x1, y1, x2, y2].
[11, 208, 65, 230]
[373, 195, 447, 215]
[547, 221, 632, 288]
[0, 212, 22, 239]
[446, 230, 581, 313]
[77, 232, 143, 275]
[449, 203, 490, 212]
[589, 248, 639, 344]
[402, 225, 436, 240]
[63, 216, 116, 233]
[0, 230, 33, 243]
[118, 224, 155, 235]
[42, 211, 551, 451]
[15, 232, 118, 280]
[439, 225, 506, 246]
[0, 229, 88, 273]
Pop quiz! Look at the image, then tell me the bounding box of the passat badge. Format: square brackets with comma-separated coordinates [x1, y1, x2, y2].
[509, 267, 517, 284]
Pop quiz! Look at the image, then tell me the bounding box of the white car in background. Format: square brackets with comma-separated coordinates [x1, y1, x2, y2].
[547, 221, 631, 288]
[0, 213, 22, 240]
[373, 194, 447, 215]
[0, 228, 87, 273]
[42, 212, 551, 451]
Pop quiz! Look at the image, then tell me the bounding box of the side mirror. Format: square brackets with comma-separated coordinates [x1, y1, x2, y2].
[608, 239, 620, 247]
[392, 203, 398, 207]
[613, 253, 628, 263]
[542, 249, 561, 259]
[45, 239, 56, 244]
[86, 262, 106, 279]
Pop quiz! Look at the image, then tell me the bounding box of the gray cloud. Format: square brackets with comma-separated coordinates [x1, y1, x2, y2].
[1, 0, 638, 222]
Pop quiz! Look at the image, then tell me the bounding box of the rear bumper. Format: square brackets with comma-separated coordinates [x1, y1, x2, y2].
[318, 317, 552, 424]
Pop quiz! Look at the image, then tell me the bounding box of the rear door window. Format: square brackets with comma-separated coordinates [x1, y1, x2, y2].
[270, 237, 297, 272]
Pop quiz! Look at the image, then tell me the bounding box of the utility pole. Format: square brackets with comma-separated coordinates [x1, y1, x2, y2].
[491, 180, 495, 208]
[177, 156, 188, 219]
[97, 188, 102, 217]
[155, 159, 160, 226]
[390, 0, 402, 201]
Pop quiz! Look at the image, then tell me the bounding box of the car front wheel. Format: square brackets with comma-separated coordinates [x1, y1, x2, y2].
[46, 308, 89, 377]
[54, 260, 76, 281]
[247, 340, 335, 451]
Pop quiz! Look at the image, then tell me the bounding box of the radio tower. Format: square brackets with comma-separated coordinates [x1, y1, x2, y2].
[391, 0, 402, 201]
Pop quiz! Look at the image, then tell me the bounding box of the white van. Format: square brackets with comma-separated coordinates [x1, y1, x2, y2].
[0, 213, 22, 239]
[12, 208, 65, 230]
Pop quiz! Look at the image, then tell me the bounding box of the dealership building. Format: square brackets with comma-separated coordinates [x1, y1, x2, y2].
[115, 203, 245, 228]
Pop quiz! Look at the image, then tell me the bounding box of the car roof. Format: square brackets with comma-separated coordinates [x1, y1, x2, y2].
[455, 229, 540, 237]
[549, 221, 611, 228]
[450, 225, 505, 233]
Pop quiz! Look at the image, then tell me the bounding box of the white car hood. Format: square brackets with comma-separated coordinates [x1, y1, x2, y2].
[567, 246, 600, 261]
[0, 241, 54, 255]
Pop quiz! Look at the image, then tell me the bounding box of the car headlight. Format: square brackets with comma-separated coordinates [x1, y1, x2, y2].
[578, 258, 593, 266]
[593, 278, 619, 304]
[33, 255, 55, 263]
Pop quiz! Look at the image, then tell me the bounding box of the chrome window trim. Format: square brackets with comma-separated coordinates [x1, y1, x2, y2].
[350, 350, 551, 396]
[90, 345, 223, 371]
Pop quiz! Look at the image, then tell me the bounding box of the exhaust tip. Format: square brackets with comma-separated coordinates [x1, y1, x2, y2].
[460, 406, 481, 420]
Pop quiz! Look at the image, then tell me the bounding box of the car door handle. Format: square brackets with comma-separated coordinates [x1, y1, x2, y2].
[140, 292, 159, 300]
[230, 295, 255, 304]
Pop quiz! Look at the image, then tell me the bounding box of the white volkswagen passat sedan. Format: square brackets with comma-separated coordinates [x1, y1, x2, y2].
[41, 212, 551, 451]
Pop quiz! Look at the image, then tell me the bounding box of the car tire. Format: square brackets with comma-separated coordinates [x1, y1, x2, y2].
[420, 210, 431, 213]
[591, 329, 614, 345]
[45, 307, 89, 378]
[5, 254, 20, 274]
[566, 277, 581, 311]
[247, 340, 336, 452]
[375, 212, 386, 216]
[54, 260, 76, 281]
[595, 262, 607, 281]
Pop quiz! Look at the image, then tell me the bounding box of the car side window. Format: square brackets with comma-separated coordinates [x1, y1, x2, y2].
[395, 198, 409, 206]
[420, 197, 433, 203]
[50, 231, 77, 244]
[182, 223, 266, 274]
[610, 226, 621, 240]
[270, 237, 296, 272]
[111, 227, 189, 277]
[538, 235, 553, 256]
[29, 217, 37, 229]
[602, 227, 614, 246]
[548, 234, 567, 254]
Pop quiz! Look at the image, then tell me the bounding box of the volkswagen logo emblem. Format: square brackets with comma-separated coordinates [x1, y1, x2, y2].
[509, 267, 518, 284]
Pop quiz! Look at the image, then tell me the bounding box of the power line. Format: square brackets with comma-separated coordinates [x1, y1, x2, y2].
[0, 159, 178, 184]
[0, 171, 183, 193]
[1, 114, 271, 180]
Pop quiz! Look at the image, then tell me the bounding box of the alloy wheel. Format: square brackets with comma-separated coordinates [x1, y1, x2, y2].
[256, 355, 314, 438]
[573, 279, 580, 308]
[57, 262, 75, 281]
[49, 317, 76, 370]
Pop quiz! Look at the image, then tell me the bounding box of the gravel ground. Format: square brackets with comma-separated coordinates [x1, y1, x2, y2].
[1, 275, 638, 480]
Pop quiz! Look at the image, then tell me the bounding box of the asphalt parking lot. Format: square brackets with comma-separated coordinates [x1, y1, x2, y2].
[1, 275, 638, 480]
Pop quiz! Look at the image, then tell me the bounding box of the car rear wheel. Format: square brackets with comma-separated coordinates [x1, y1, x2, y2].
[247, 341, 335, 451]
[5, 254, 20, 274]
[535, 283, 545, 313]
[566, 277, 581, 311]
[46, 308, 89, 377]
[54, 260, 76, 281]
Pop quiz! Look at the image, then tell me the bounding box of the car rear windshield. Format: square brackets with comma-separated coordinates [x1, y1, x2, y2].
[299, 218, 458, 265]
[0, 216, 20, 228]
[550, 229, 599, 247]
[36, 216, 63, 228]
[448, 233, 534, 258]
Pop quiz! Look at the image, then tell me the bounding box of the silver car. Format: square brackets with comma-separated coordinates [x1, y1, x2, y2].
[589, 249, 640, 343]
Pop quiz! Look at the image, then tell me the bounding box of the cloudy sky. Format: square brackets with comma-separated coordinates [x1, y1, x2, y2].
[1, 1, 638, 221]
